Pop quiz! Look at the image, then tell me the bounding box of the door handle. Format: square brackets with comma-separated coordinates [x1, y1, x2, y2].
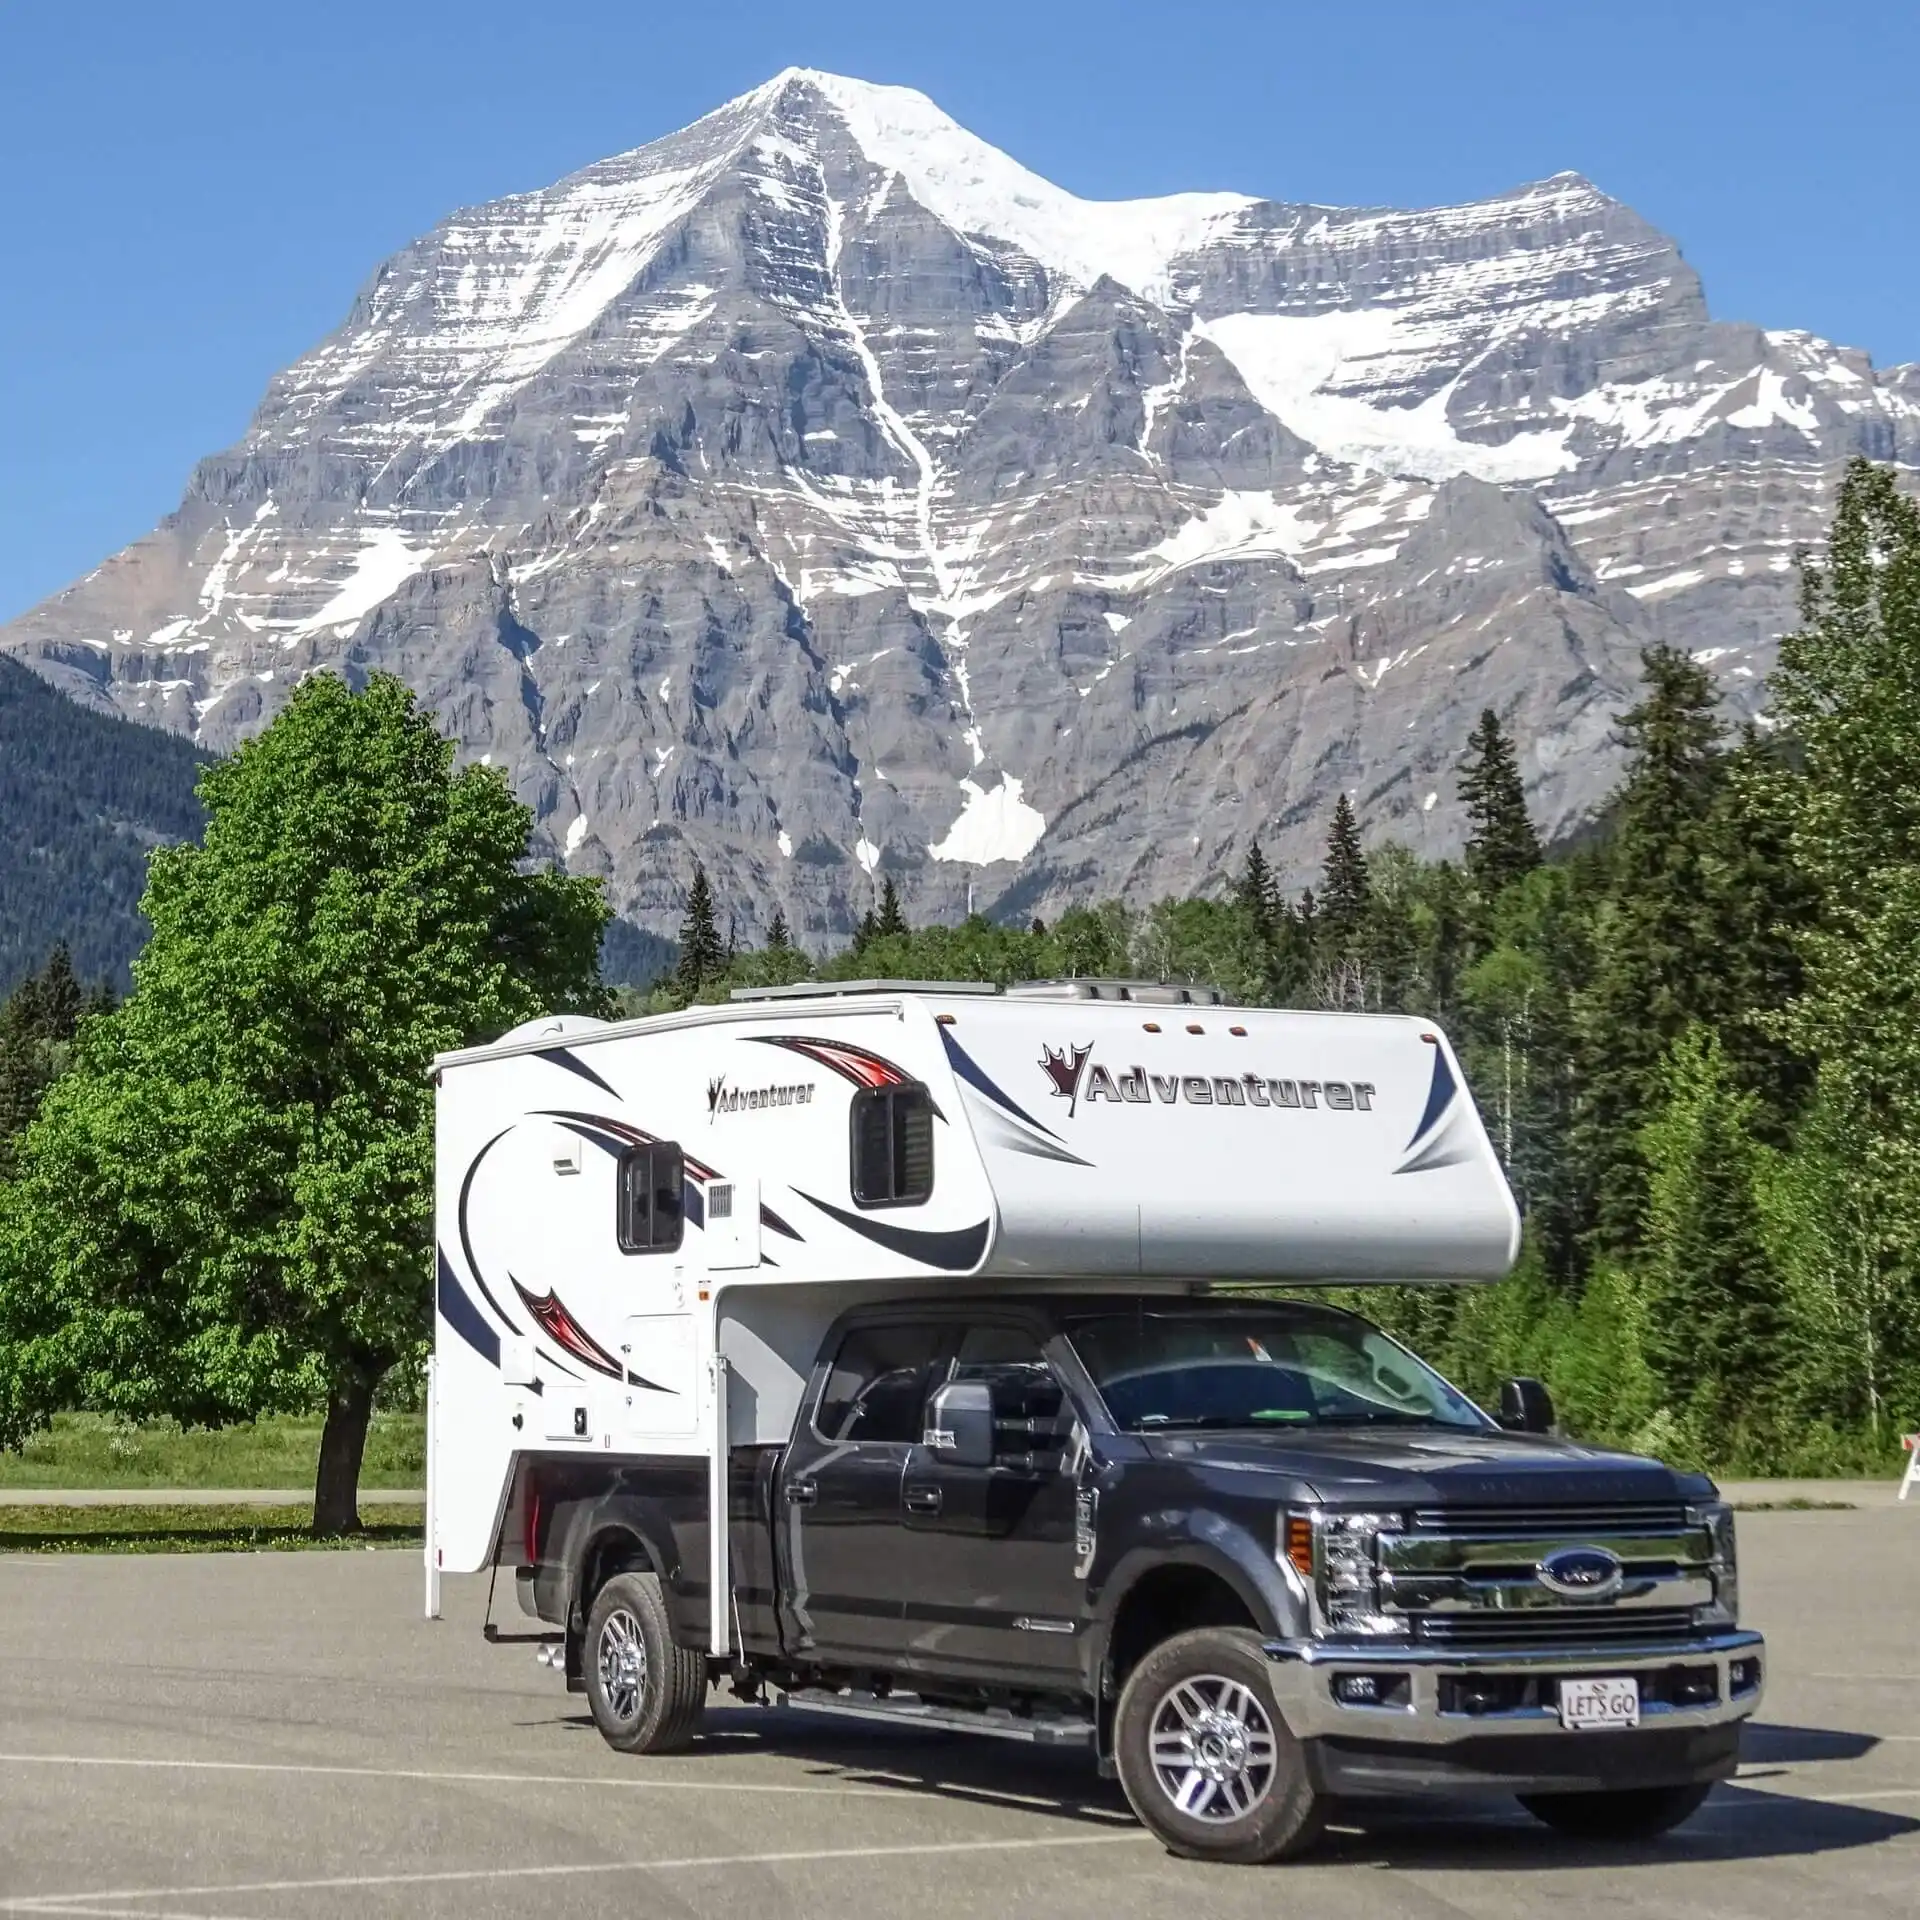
[785, 1478, 818, 1506]
[903, 1486, 942, 1515]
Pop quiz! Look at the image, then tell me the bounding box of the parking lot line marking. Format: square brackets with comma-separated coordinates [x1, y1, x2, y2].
[1802, 1673, 1920, 1682]
[8, 1906, 255, 1920]
[0, 1751, 968, 1802]
[2, 1831, 1153, 1910]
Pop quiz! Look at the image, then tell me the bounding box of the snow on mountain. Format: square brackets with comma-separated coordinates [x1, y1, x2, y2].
[4, 70, 1916, 947]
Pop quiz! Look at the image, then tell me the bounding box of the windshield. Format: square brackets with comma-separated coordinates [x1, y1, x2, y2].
[1065, 1302, 1493, 1434]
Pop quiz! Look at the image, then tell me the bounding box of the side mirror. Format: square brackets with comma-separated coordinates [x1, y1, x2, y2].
[924, 1378, 995, 1468]
[1498, 1376, 1555, 1435]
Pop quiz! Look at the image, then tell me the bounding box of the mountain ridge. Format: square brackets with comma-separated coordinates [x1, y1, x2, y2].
[5, 69, 1914, 945]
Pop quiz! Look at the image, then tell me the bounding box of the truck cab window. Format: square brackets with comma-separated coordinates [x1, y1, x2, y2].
[950, 1324, 1067, 1428]
[814, 1322, 946, 1443]
[616, 1142, 685, 1254]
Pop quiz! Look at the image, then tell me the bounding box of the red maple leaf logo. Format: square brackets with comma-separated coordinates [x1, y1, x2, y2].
[1039, 1043, 1092, 1114]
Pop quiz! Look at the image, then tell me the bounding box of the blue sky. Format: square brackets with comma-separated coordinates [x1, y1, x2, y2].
[2, 0, 1913, 622]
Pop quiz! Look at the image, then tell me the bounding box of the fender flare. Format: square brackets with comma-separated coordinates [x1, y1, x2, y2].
[561, 1499, 687, 1638]
[1088, 1511, 1306, 1688]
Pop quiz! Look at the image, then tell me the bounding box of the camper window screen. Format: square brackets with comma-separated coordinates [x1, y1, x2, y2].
[617, 1143, 685, 1253]
[850, 1084, 934, 1208]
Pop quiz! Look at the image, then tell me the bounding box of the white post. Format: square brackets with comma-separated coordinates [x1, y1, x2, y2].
[1901, 1434, 1919, 1503]
[424, 1354, 442, 1620]
[708, 1350, 731, 1658]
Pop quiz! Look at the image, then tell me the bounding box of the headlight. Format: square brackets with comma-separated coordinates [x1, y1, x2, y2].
[1689, 1500, 1739, 1626]
[1280, 1508, 1407, 1638]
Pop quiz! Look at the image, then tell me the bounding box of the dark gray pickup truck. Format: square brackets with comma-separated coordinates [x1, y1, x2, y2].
[515, 1290, 1764, 1863]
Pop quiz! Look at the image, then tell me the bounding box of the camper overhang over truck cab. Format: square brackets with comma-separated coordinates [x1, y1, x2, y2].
[426, 981, 1763, 1866]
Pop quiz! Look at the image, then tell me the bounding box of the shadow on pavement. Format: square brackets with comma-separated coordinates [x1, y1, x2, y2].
[532, 1704, 1919, 1864]
[1741, 1721, 1882, 1763]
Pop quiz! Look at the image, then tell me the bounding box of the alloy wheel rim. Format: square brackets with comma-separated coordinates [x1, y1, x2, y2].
[597, 1607, 647, 1723]
[1147, 1674, 1278, 1822]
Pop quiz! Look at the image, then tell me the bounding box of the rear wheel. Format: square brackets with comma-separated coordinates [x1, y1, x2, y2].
[583, 1570, 707, 1753]
[1519, 1781, 1714, 1840]
[1113, 1626, 1325, 1863]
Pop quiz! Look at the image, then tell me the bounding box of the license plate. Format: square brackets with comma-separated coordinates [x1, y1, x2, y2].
[1559, 1676, 1640, 1730]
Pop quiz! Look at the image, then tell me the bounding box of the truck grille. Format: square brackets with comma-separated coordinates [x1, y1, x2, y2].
[1416, 1606, 1698, 1647]
[1408, 1503, 1691, 1538]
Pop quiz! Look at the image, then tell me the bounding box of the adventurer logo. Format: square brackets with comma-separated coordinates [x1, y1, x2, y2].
[1039, 1043, 1374, 1119]
[707, 1074, 816, 1120]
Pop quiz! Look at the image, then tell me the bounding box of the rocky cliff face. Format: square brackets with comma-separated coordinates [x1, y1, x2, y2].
[6, 71, 1915, 942]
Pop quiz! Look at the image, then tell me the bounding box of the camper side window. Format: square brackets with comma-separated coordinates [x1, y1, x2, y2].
[850, 1083, 934, 1209]
[617, 1143, 685, 1254]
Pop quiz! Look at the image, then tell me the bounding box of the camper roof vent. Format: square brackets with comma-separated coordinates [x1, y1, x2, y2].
[1005, 979, 1229, 1006]
[729, 980, 1002, 1003]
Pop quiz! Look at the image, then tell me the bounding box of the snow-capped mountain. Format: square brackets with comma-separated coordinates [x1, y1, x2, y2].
[6, 70, 1915, 941]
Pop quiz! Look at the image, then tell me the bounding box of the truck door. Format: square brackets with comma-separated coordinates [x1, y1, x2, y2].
[898, 1322, 1086, 1687]
[774, 1318, 950, 1665]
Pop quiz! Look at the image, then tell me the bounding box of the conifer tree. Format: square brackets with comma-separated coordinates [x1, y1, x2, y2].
[765, 908, 792, 953]
[876, 877, 907, 939]
[1235, 840, 1281, 938]
[675, 865, 725, 995]
[1459, 709, 1540, 902]
[35, 944, 83, 1044]
[1640, 1031, 1786, 1453]
[1572, 647, 1728, 1253]
[1320, 797, 1370, 934]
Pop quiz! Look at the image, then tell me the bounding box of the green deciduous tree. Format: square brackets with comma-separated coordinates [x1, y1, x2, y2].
[0, 674, 607, 1529]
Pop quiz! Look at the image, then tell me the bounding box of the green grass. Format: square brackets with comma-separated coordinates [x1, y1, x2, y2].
[0, 1411, 424, 1490]
[0, 1502, 425, 1552]
[1728, 1497, 1857, 1511]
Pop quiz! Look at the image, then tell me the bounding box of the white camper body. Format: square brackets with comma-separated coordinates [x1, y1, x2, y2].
[425, 983, 1520, 1630]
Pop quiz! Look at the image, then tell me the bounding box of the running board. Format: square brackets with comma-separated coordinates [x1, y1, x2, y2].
[777, 1687, 1094, 1747]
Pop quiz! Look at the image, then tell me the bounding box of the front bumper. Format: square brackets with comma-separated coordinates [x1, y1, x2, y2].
[1264, 1628, 1765, 1799]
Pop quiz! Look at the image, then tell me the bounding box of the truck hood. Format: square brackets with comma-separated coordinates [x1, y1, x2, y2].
[1139, 1427, 1702, 1506]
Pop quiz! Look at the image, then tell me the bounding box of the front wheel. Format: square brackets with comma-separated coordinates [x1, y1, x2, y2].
[582, 1570, 708, 1754]
[1519, 1781, 1714, 1840]
[1113, 1627, 1325, 1864]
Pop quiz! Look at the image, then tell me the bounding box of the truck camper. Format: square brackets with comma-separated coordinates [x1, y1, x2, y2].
[426, 980, 1763, 1864]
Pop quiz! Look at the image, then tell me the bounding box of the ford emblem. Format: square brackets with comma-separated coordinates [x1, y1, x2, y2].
[1537, 1545, 1625, 1601]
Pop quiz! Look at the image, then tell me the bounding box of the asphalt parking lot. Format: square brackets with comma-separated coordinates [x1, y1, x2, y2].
[1, 1509, 1916, 1917]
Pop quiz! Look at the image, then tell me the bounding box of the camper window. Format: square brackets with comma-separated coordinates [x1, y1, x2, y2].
[616, 1142, 685, 1253]
[850, 1083, 934, 1209]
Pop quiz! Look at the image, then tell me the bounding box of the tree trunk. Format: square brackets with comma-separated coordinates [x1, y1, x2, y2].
[314, 1370, 378, 1534]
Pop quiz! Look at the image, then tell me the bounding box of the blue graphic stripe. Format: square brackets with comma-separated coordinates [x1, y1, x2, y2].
[797, 1191, 991, 1272]
[939, 1026, 1062, 1140]
[537, 1047, 620, 1097]
[1407, 1043, 1457, 1148]
[437, 1246, 500, 1365]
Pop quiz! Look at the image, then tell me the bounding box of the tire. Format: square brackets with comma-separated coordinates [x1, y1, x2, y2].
[1113, 1626, 1325, 1864]
[582, 1570, 708, 1754]
[1519, 1781, 1714, 1841]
